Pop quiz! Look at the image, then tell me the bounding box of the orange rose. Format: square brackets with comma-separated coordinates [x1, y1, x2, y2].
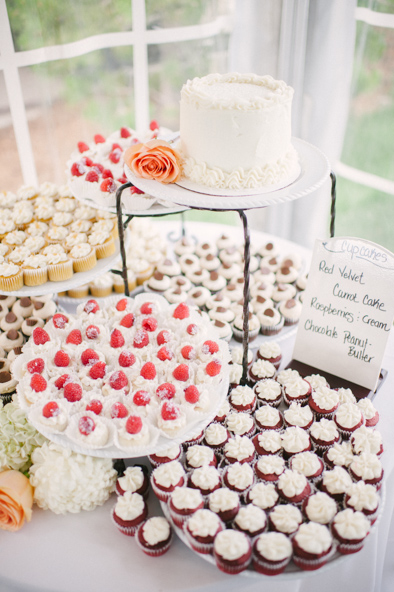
[0, 470, 34, 531]
[124, 139, 182, 184]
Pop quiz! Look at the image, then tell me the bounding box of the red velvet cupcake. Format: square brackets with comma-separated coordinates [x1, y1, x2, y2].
[116, 464, 149, 498]
[277, 469, 311, 506]
[228, 385, 256, 413]
[292, 522, 333, 570]
[349, 452, 384, 489]
[223, 434, 255, 464]
[188, 465, 222, 496]
[255, 454, 285, 483]
[334, 402, 364, 440]
[253, 532, 292, 575]
[344, 481, 380, 524]
[256, 341, 282, 369]
[136, 516, 173, 556]
[331, 508, 370, 554]
[185, 444, 217, 469]
[208, 488, 240, 523]
[222, 462, 255, 495]
[283, 378, 311, 406]
[112, 491, 148, 536]
[254, 405, 283, 431]
[233, 504, 267, 537]
[252, 430, 283, 456]
[184, 509, 224, 554]
[148, 444, 182, 468]
[213, 529, 252, 574]
[168, 486, 205, 528]
[151, 460, 185, 502]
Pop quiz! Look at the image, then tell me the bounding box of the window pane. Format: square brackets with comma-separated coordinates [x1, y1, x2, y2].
[0, 72, 23, 192]
[18, 46, 134, 186]
[146, 0, 234, 29]
[336, 177, 394, 252]
[149, 35, 231, 130]
[8, 0, 132, 51]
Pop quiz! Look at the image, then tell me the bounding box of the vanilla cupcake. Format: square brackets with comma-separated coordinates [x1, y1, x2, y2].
[69, 243, 97, 272]
[0, 262, 23, 291]
[89, 273, 114, 298]
[7, 246, 31, 266]
[88, 230, 116, 259]
[46, 250, 73, 282]
[22, 254, 48, 286]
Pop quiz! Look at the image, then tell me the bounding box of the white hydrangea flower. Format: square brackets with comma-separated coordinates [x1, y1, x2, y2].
[29, 442, 117, 514]
[0, 399, 47, 473]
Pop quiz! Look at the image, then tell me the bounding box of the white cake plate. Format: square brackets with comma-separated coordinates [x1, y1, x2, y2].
[0, 234, 130, 297]
[124, 137, 330, 210]
[160, 481, 385, 580]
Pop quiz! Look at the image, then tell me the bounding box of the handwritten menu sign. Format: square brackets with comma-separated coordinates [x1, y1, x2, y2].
[293, 237, 394, 391]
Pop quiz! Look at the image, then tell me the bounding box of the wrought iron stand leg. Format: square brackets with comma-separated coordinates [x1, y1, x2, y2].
[238, 210, 251, 386]
[116, 182, 132, 296]
[330, 171, 336, 238]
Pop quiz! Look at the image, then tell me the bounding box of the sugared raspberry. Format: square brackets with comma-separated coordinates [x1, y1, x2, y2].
[173, 302, 190, 320]
[100, 178, 116, 193]
[120, 314, 134, 328]
[110, 402, 128, 419]
[181, 345, 195, 360]
[161, 401, 180, 421]
[33, 327, 50, 345]
[109, 371, 128, 391]
[203, 340, 219, 355]
[92, 163, 104, 174]
[116, 298, 128, 311]
[81, 349, 99, 366]
[110, 328, 125, 348]
[142, 317, 158, 332]
[71, 162, 86, 177]
[184, 385, 200, 404]
[78, 415, 95, 436]
[52, 313, 69, 329]
[66, 329, 82, 345]
[157, 346, 173, 361]
[186, 323, 199, 336]
[173, 364, 189, 382]
[85, 170, 99, 183]
[42, 401, 60, 418]
[149, 120, 159, 131]
[64, 383, 82, 402]
[54, 374, 71, 390]
[206, 360, 222, 377]
[86, 399, 103, 415]
[130, 186, 144, 195]
[140, 302, 154, 315]
[89, 361, 106, 380]
[120, 127, 131, 138]
[81, 156, 93, 166]
[54, 350, 70, 367]
[94, 134, 106, 143]
[157, 330, 170, 345]
[112, 143, 122, 151]
[133, 329, 149, 349]
[30, 374, 47, 392]
[77, 141, 89, 153]
[133, 390, 150, 406]
[118, 350, 136, 367]
[118, 175, 128, 184]
[126, 415, 143, 434]
[86, 325, 100, 340]
[102, 168, 114, 179]
[156, 383, 176, 401]
[84, 300, 100, 314]
[27, 358, 44, 374]
[109, 148, 122, 164]
[140, 362, 156, 380]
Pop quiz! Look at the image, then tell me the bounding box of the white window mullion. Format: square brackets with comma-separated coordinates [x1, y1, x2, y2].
[132, 0, 150, 135]
[0, 2, 37, 186]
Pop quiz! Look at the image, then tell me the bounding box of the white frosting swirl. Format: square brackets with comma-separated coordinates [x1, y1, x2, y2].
[186, 445, 214, 468]
[333, 509, 370, 540]
[284, 402, 313, 428]
[255, 431, 282, 453]
[322, 466, 353, 494]
[256, 454, 285, 476]
[269, 504, 302, 533]
[250, 359, 276, 379]
[255, 405, 281, 427]
[304, 492, 337, 524]
[255, 532, 292, 561]
[225, 462, 254, 490]
[234, 504, 266, 533]
[213, 529, 250, 561]
[294, 522, 332, 554]
[285, 378, 310, 397]
[281, 426, 310, 453]
[278, 469, 308, 497]
[290, 451, 322, 477]
[190, 466, 220, 490]
[209, 488, 239, 513]
[310, 418, 339, 443]
[326, 441, 354, 467]
[142, 517, 170, 545]
[224, 434, 254, 461]
[118, 466, 145, 493]
[255, 379, 281, 401]
[304, 374, 327, 389]
[350, 452, 382, 481]
[230, 385, 255, 406]
[335, 402, 363, 429]
[114, 491, 145, 521]
[153, 461, 185, 488]
[346, 481, 379, 512]
[187, 509, 221, 538]
[311, 386, 339, 410]
[357, 398, 377, 421]
[170, 486, 203, 511]
[351, 426, 382, 455]
[258, 341, 281, 359]
[248, 482, 278, 509]
[226, 412, 254, 435]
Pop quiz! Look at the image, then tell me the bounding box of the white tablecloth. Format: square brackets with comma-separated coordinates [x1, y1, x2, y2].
[0, 221, 392, 592]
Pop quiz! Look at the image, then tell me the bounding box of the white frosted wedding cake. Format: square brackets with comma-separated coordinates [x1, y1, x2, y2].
[179, 73, 299, 190]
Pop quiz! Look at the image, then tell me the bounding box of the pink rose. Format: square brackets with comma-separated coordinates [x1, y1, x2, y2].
[124, 139, 182, 184]
[0, 470, 34, 531]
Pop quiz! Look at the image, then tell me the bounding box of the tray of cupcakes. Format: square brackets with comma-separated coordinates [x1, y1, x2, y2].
[0, 182, 126, 295]
[12, 293, 231, 459]
[150, 338, 384, 577]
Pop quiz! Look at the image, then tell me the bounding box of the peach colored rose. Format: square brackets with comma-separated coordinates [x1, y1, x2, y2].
[124, 139, 182, 184]
[0, 470, 34, 531]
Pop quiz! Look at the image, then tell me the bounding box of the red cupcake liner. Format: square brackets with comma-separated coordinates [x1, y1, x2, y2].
[136, 523, 173, 556]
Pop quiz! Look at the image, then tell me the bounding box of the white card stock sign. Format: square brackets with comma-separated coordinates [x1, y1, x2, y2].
[293, 237, 394, 391]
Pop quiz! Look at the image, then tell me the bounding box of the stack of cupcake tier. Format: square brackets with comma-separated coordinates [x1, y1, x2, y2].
[144, 233, 308, 342]
[153, 347, 383, 575]
[0, 182, 119, 291]
[13, 294, 230, 455]
[64, 218, 168, 298]
[0, 294, 58, 404]
[66, 124, 173, 210]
